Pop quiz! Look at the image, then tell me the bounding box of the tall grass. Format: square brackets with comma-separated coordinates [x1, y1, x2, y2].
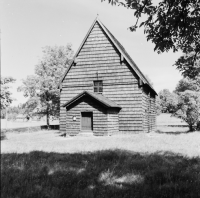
[1, 150, 200, 198]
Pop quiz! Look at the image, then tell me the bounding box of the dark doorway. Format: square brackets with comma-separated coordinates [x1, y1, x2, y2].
[81, 112, 93, 131]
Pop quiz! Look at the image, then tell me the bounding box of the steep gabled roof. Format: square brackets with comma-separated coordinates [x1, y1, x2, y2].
[62, 91, 121, 109]
[58, 17, 157, 95]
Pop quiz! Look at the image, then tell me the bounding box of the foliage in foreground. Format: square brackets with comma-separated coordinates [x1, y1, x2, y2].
[102, 0, 200, 78]
[1, 150, 200, 198]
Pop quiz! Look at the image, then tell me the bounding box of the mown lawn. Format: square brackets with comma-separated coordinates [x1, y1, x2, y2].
[2, 130, 200, 157]
[1, 150, 200, 198]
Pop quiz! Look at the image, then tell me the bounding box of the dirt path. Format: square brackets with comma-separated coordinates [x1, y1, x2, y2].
[2, 130, 200, 157]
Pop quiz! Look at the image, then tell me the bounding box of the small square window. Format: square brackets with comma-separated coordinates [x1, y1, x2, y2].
[99, 81, 103, 86]
[94, 87, 98, 92]
[94, 81, 98, 86]
[99, 87, 103, 93]
[94, 80, 103, 93]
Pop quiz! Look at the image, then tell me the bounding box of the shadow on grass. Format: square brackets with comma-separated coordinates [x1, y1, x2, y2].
[40, 125, 59, 130]
[1, 150, 200, 198]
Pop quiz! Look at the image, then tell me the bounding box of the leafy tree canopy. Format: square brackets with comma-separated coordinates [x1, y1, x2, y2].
[155, 97, 162, 115]
[0, 76, 16, 110]
[1, 105, 25, 120]
[175, 49, 200, 78]
[158, 89, 178, 113]
[18, 45, 73, 127]
[175, 75, 200, 93]
[102, 0, 200, 78]
[174, 76, 200, 130]
[173, 90, 200, 131]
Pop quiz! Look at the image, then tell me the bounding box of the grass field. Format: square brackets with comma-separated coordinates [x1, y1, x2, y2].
[1, 130, 200, 157]
[1, 119, 59, 129]
[0, 113, 187, 130]
[1, 114, 200, 198]
[156, 113, 187, 126]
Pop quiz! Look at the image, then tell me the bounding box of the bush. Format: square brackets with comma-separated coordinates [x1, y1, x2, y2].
[174, 91, 200, 131]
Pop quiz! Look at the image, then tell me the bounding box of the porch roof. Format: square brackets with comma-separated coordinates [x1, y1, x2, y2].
[62, 91, 121, 109]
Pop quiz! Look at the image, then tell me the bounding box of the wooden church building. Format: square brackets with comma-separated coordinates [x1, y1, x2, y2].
[58, 17, 157, 136]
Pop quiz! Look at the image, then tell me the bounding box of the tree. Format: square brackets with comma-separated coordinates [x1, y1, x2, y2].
[173, 90, 200, 131]
[175, 76, 200, 130]
[18, 45, 73, 128]
[5, 105, 25, 120]
[0, 76, 16, 110]
[174, 47, 200, 79]
[158, 89, 178, 113]
[155, 96, 162, 115]
[175, 75, 200, 93]
[102, 0, 200, 78]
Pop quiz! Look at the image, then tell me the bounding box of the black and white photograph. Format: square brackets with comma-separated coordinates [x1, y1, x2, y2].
[1, 0, 200, 197]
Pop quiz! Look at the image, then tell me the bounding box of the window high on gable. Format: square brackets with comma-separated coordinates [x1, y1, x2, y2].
[94, 80, 103, 93]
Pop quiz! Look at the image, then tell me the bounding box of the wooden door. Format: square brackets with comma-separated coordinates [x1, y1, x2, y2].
[81, 112, 93, 131]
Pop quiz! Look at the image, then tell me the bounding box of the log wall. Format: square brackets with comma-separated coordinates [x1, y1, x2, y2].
[142, 85, 156, 132]
[60, 21, 155, 134]
[66, 96, 108, 136]
[107, 109, 120, 135]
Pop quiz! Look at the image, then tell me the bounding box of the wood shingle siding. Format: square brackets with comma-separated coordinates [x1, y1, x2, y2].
[59, 18, 157, 135]
[66, 97, 108, 136]
[107, 109, 119, 135]
[64, 93, 120, 136]
[142, 85, 156, 132]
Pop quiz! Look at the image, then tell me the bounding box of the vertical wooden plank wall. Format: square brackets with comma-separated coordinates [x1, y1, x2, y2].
[60, 22, 145, 134]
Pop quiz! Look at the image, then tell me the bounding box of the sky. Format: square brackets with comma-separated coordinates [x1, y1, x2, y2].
[1, 0, 183, 106]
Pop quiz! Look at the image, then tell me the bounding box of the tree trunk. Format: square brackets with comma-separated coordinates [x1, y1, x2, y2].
[189, 124, 194, 132]
[46, 107, 50, 130]
[197, 121, 200, 131]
